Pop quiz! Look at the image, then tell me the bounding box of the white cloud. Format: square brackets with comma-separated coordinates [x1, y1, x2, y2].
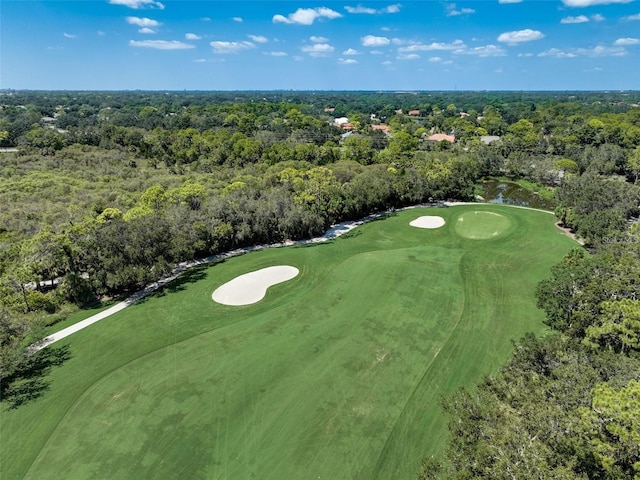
[539, 45, 626, 57]
[185, 33, 201, 40]
[264, 51, 288, 56]
[97, 30, 105, 36]
[454, 44, 507, 56]
[370, 50, 384, 54]
[446, 3, 475, 16]
[248, 35, 268, 43]
[562, 0, 632, 6]
[210, 41, 255, 54]
[497, 29, 544, 43]
[361, 34, 390, 47]
[63, 32, 77, 39]
[343, 48, 360, 55]
[398, 40, 465, 52]
[622, 13, 640, 21]
[273, 7, 342, 25]
[538, 48, 577, 58]
[345, 5, 377, 14]
[397, 53, 420, 60]
[194, 58, 207, 63]
[578, 45, 627, 56]
[129, 40, 194, 49]
[345, 4, 401, 14]
[301, 43, 335, 57]
[561, 15, 589, 23]
[310, 36, 329, 43]
[429, 56, 442, 62]
[232, 17, 242, 22]
[498, 0, 523, 3]
[109, 0, 164, 9]
[139, 28, 156, 34]
[614, 37, 640, 45]
[592, 14, 605, 21]
[382, 60, 393, 65]
[126, 16, 161, 27]
[338, 58, 358, 64]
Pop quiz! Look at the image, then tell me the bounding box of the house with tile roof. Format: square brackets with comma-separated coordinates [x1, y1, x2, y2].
[425, 133, 455, 143]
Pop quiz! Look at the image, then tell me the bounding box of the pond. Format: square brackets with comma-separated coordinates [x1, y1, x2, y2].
[481, 180, 555, 211]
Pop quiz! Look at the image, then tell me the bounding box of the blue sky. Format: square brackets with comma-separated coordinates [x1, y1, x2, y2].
[2, 0, 640, 90]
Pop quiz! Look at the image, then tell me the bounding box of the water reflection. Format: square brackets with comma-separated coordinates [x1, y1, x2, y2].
[482, 181, 555, 211]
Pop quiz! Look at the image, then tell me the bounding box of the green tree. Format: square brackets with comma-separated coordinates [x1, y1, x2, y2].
[166, 182, 206, 210]
[584, 299, 640, 354]
[20, 230, 68, 288]
[580, 380, 640, 479]
[139, 185, 167, 211]
[0, 308, 43, 379]
[342, 135, 375, 165]
[627, 146, 640, 183]
[22, 126, 66, 154]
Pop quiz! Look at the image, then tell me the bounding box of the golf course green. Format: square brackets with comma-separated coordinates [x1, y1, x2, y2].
[1, 205, 579, 480]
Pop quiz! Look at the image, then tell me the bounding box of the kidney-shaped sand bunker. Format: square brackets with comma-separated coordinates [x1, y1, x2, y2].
[212, 266, 299, 306]
[410, 216, 446, 229]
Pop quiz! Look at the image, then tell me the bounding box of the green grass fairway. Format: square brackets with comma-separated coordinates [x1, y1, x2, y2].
[1, 205, 579, 480]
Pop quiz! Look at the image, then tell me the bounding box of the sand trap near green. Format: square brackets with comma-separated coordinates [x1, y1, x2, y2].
[455, 210, 511, 239]
[212, 265, 299, 306]
[409, 216, 446, 229]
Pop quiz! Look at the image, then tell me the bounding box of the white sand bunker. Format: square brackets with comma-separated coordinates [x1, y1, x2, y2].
[410, 216, 446, 229]
[212, 266, 299, 306]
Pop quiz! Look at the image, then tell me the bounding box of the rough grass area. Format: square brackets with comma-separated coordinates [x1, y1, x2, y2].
[2, 205, 578, 480]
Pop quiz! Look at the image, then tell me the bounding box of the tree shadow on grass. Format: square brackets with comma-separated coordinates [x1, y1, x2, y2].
[140, 266, 210, 302]
[1, 345, 71, 410]
[165, 266, 208, 294]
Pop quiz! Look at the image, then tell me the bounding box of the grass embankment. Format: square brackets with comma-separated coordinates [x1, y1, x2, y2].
[1, 205, 578, 480]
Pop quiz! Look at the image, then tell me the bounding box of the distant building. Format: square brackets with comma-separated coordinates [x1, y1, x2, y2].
[372, 124, 390, 133]
[408, 109, 421, 116]
[426, 133, 455, 143]
[324, 107, 335, 113]
[480, 135, 501, 145]
[340, 131, 356, 141]
[333, 117, 349, 125]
